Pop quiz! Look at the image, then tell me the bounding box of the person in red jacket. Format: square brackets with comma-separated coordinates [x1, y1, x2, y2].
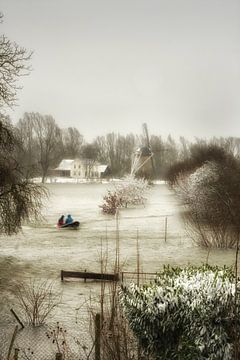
[58, 215, 65, 227]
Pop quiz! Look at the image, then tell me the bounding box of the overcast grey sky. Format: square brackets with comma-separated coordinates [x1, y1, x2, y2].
[1, 0, 240, 140]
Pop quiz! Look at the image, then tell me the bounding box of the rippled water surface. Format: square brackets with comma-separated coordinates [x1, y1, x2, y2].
[0, 183, 236, 328]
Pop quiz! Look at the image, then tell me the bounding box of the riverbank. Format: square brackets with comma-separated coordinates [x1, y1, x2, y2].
[32, 176, 166, 185]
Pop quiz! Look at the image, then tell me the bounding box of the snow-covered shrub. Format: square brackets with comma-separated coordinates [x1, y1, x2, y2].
[115, 175, 149, 207]
[120, 265, 239, 360]
[167, 143, 240, 248]
[100, 175, 149, 215]
[166, 143, 230, 187]
[178, 160, 240, 247]
[100, 190, 123, 215]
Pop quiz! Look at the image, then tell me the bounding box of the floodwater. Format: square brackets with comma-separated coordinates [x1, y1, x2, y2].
[0, 182, 236, 330]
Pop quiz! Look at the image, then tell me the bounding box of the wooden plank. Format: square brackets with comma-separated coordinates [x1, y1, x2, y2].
[10, 309, 24, 329]
[61, 270, 119, 282]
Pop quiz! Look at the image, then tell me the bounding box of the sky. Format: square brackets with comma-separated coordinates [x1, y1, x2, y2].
[1, 0, 240, 141]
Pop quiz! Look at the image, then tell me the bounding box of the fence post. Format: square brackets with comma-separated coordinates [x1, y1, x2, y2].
[95, 313, 101, 360]
[13, 348, 19, 360]
[164, 216, 168, 242]
[55, 353, 63, 360]
[7, 325, 18, 360]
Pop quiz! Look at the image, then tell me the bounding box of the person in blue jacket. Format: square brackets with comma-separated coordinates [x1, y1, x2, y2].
[65, 214, 73, 224]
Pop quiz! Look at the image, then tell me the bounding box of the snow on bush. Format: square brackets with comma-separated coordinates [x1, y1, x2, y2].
[101, 175, 149, 215]
[120, 265, 239, 359]
[177, 161, 240, 247]
[100, 190, 123, 215]
[177, 162, 223, 225]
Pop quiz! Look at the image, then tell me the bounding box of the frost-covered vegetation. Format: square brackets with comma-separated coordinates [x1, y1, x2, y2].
[167, 144, 240, 248]
[120, 265, 240, 360]
[101, 175, 149, 214]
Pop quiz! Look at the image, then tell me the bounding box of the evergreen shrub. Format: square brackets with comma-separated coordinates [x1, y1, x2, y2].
[120, 265, 239, 359]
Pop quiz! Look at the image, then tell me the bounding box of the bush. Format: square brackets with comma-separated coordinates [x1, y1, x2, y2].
[177, 160, 240, 247]
[120, 265, 240, 359]
[166, 144, 231, 187]
[101, 190, 123, 215]
[166, 144, 240, 248]
[14, 279, 61, 326]
[100, 175, 149, 215]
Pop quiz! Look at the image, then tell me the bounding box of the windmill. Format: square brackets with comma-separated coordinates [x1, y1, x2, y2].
[131, 123, 155, 178]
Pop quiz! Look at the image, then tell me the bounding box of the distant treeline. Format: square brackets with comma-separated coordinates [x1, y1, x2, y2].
[11, 112, 240, 182]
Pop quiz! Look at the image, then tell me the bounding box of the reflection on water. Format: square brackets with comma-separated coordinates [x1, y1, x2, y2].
[0, 183, 236, 328]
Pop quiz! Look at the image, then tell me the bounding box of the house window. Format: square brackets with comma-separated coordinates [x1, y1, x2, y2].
[78, 171, 81, 176]
[74, 165, 76, 169]
[73, 171, 76, 175]
[78, 165, 80, 169]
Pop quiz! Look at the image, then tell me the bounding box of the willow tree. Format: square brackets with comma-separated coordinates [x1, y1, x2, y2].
[0, 118, 47, 234]
[0, 14, 46, 235]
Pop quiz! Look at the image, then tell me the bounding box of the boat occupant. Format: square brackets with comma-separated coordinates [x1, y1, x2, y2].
[58, 215, 65, 226]
[65, 214, 73, 224]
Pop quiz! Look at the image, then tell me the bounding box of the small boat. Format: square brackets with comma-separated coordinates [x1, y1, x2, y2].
[59, 221, 80, 229]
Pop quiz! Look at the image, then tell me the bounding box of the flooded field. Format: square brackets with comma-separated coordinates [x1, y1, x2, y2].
[0, 182, 236, 355]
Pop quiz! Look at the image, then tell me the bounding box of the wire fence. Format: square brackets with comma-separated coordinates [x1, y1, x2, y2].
[0, 265, 183, 360]
[120, 271, 157, 284]
[0, 322, 94, 360]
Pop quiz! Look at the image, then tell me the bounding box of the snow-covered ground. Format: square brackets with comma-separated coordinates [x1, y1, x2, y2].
[32, 176, 122, 184]
[32, 176, 166, 185]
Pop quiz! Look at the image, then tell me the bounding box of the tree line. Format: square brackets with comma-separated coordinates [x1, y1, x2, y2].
[11, 113, 240, 182]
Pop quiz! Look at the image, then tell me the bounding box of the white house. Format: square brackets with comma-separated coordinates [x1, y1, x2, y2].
[53, 159, 74, 177]
[52, 159, 109, 179]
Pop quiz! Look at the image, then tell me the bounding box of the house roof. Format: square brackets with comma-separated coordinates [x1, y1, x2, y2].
[54, 159, 74, 171]
[98, 165, 108, 173]
[54, 159, 109, 173]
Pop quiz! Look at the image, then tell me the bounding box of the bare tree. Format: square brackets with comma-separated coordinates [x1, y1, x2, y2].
[62, 126, 84, 158]
[16, 114, 39, 177]
[21, 112, 62, 182]
[178, 136, 191, 160]
[94, 135, 108, 163]
[0, 13, 32, 109]
[81, 143, 98, 177]
[150, 135, 165, 178]
[94, 133, 137, 176]
[14, 279, 61, 326]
